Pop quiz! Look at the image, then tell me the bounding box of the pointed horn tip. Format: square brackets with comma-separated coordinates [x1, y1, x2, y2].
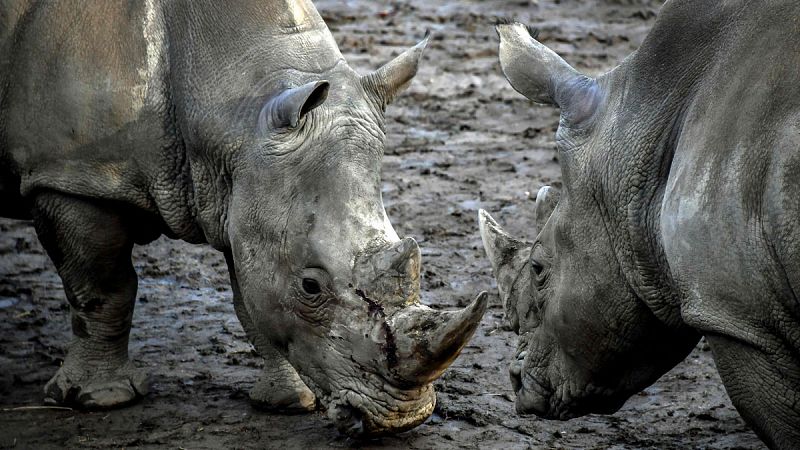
[535, 185, 553, 201]
[478, 209, 496, 228]
[495, 21, 538, 43]
[447, 292, 489, 340]
[494, 20, 522, 32]
[493, 17, 518, 26]
[471, 291, 490, 316]
[441, 292, 489, 331]
[478, 209, 504, 244]
[415, 31, 431, 52]
[452, 292, 489, 343]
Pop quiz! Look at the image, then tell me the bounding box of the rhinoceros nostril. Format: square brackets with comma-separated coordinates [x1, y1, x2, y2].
[329, 401, 365, 437]
[509, 364, 523, 393]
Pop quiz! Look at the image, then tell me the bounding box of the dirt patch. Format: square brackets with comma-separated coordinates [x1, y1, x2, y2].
[0, 0, 764, 448]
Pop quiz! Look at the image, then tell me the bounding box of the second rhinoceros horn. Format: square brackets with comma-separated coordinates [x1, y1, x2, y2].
[534, 185, 560, 231]
[478, 209, 532, 331]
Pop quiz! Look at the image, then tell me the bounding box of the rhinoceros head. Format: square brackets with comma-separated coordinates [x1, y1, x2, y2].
[480, 22, 696, 420]
[225, 37, 487, 436]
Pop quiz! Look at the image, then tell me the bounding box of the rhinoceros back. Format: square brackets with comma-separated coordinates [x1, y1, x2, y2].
[0, 0, 343, 237]
[0, 0, 168, 217]
[659, 0, 800, 323]
[162, 0, 343, 147]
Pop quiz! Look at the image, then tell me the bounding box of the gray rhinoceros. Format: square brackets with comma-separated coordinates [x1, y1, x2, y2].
[480, 1, 800, 448]
[0, 0, 488, 436]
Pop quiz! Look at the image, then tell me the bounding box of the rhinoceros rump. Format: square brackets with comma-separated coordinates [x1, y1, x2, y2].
[0, 0, 487, 436]
[482, 3, 800, 449]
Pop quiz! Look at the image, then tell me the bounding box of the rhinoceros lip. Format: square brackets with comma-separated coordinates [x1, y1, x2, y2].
[300, 371, 436, 437]
[512, 361, 553, 400]
[511, 345, 557, 417]
[327, 384, 436, 437]
[512, 346, 623, 420]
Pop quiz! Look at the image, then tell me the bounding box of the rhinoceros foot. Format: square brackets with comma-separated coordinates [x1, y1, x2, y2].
[249, 364, 316, 413]
[43, 360, 148, 410]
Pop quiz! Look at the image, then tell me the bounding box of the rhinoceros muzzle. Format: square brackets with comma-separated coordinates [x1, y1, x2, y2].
[326, 237, 488, 436]
[357, 237, 489, 385]
[326, 382, 436, 436]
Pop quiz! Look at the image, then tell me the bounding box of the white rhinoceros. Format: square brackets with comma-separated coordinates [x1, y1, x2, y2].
[0, 0, 487, 436]
[481, 2, 800, 448]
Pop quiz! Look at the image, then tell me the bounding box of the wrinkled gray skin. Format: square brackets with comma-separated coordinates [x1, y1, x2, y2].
[480, 1, 800, 448]
[0, 0, 488, 436]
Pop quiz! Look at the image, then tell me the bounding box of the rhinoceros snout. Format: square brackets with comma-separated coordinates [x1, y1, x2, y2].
[325, 386, 435, 438]
[328, 400, 365, 437]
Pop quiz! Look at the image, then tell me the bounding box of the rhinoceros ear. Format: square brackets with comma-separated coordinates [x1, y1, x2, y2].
[496, 21, 597, 117]
[361, 32, 429, 109]
[258, 80, 330, 131]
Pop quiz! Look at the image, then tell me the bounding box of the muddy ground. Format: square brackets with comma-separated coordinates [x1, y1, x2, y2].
[0, 0, 765, 448]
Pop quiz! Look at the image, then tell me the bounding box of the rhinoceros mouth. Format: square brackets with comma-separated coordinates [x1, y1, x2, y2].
[327, 383, 436, 437]
[300, 371, 436, 437]
[510, 348, 557, 417]
[511, 345, 626, 420]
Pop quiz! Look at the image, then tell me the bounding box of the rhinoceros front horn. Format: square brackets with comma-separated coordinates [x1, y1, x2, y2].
[478, 210, 532, 331]
[356, 238, 487, 384]
[479, 209, 531, 282]
[389, 292, 488, 385]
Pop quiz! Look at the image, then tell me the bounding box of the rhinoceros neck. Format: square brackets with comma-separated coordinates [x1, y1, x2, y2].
[586, 0, 736, 327]
[161, 0, 348, 248]
[164, 0, 345, 124]
[164, 0, 343, 104]
[590, 0, 799, 327]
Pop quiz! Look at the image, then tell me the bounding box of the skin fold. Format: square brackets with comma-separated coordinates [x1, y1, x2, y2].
[481, 1, 800, 448]
[0, 0, 488, 436]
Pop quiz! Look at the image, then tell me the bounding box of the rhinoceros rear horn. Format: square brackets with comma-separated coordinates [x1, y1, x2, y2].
[496, 22, 598, 121]
[259, 80, 330, 130]
[534, 186, 560, 231]
[361, 32, 429, 109]
[355, 238, 421, 306]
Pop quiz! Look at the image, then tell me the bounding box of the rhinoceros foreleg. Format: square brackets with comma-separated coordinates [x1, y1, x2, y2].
[32, 192, 147, 409]
[705, 333, 800, 449]
[248, 342, 316, 413]
[225, 253, 316, 413]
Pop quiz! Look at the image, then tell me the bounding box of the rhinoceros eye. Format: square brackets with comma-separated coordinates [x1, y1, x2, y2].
[299, 267, 329, 301]
[531, 260, 544, 276]
[530, 244, 549, 283]
[302, 278, 322, 296]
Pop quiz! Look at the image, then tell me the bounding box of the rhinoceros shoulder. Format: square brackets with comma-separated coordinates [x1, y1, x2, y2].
[1, 0, 170, 212]
[659, 1, 800, 333]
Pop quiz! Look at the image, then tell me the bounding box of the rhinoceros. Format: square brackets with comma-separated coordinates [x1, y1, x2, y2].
[0, 0, 488, 436]
[480, 1, 800, 448]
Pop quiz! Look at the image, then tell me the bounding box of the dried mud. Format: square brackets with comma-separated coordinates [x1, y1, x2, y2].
[0, 0, 764, 448]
